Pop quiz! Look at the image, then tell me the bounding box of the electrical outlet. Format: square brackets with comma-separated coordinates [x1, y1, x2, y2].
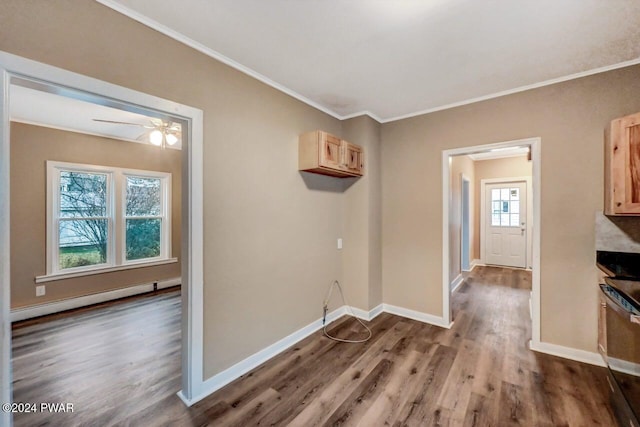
[36, 285, 46, 297]
[337, 238, 343, 250]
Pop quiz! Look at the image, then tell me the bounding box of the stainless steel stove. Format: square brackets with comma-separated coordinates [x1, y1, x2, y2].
[598, 251, 640, 427]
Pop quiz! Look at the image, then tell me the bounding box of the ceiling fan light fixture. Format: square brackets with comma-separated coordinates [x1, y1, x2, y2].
[165, 133, 178, 146]
[149, 129, 163, 146]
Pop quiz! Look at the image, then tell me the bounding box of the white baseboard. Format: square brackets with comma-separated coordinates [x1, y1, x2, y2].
[182, 304, 349, 406]
[382, 303, 452, 329]
[369, 303, 384, 320]
[450, 274, 464, 293]
[470, 259, 482, 270]
[529, 340, 606, 367]
[181, 302, 387, 406]
[607, 356, 640, 377]
[349, 303, 384, 321]
[11, 277, 181, 322]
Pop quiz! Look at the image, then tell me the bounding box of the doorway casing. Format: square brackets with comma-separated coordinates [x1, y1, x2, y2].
[441, 138, 541, 345]
[0, 50, 204, 426]
[460, 174, 471, 272]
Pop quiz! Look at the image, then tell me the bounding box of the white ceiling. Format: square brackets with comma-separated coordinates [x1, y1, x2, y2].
[10, 85, 182, 149]
[100, 0, 640, 122]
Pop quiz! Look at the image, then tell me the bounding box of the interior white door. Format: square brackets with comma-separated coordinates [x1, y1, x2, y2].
[485, 182, 527, 268]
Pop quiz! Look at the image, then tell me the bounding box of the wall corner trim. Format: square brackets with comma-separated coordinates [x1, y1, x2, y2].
[349, 304, 384, 321]
[369, 304, 384, 320]
[529, 340, 606, 367]
[451, 274, 464, 293]
[382, 303, 453, 329]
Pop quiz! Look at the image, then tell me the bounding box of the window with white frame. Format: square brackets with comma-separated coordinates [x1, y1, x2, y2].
[46, 161, 172, 277]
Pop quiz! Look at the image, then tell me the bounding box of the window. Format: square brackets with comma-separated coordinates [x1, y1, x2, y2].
[491, 187, 519, 227]
[46, 161, 172, 279]
[58, 170, 110, 270]
[125, 176, 163, 261]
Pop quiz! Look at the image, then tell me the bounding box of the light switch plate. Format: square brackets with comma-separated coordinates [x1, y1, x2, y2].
[337, 238, 343, 249]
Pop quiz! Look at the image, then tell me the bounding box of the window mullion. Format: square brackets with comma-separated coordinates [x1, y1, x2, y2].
[113, 171, 121, 267]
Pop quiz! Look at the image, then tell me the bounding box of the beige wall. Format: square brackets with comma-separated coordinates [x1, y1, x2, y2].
[4, 0, 640, 378]
[382, 64, 640, 352]
[449, 155, 475, 282]
[10, 123, 181, 308]
[342, 116, 382, 311]
[473, 156, 532, 261]
[0, 0, 356, 378]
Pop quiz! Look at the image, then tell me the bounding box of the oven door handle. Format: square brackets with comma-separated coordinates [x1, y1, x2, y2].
[601, 284, 640, 323]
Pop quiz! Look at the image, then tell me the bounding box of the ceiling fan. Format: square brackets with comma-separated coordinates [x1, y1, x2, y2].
[92, 117, 181, 148]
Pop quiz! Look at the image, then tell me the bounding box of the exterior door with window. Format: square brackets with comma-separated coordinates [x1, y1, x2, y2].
[485, 182, 527, 268]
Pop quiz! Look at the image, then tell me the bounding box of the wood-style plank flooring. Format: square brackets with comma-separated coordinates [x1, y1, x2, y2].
[11, 288, 182, 427]
[11, 267, 616, 426]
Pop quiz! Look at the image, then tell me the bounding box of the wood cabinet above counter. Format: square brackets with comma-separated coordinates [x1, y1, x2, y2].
[299, 130, 364, 178]
[605, 111, 640, 215]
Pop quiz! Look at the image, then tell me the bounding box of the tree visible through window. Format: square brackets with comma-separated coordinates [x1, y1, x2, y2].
[126, 176, 162, 261]
[59, 171, 108, 269]
[47, 161, 171, 276]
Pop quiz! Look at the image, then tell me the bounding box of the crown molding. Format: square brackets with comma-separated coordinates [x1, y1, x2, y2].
[94, 0, 345, 121]
[95, 1, 640, 125]
[380, 56, 640, 123]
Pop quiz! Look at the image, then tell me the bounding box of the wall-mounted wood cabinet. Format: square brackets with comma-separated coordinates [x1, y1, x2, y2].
[605, 111, 640, 215]
[299, 130, 364, 178]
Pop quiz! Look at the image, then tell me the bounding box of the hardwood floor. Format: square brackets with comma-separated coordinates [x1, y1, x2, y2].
[11, 267, 616, 426]
[11, 288, 182, 427]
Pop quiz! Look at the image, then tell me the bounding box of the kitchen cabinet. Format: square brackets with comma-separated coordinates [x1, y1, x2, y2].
[605, 111, 640, 215]
[299, 130, 364, 178]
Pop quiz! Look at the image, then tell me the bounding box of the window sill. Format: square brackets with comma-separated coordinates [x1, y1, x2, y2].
[35, 258, 179, 283]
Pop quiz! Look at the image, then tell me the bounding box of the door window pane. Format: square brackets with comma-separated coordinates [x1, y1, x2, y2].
[490, 186, 522, 228]
[126, 218, 161, 261]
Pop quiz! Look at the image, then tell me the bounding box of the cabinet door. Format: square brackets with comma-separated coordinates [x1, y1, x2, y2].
[343, 142, 364, 175]
[610, 112, 640, 214]
[318, 133, 343, 170]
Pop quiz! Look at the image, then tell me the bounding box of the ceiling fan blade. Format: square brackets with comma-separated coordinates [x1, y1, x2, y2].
[149, 118, 164, 127]
[92, 119, 145, 127]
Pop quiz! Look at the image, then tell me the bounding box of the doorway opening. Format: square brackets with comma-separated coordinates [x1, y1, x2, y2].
[0, 51, 204, 426]
[441, 138, 541, 346]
